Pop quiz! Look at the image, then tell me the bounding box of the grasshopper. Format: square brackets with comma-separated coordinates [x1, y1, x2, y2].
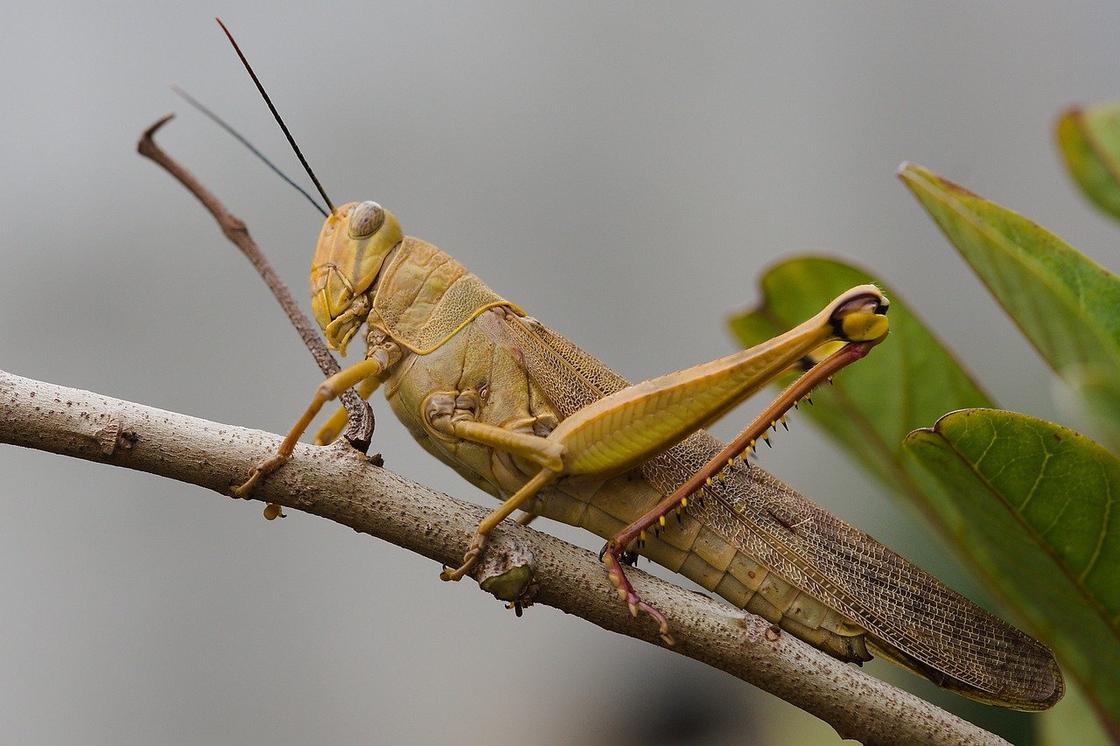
[215, 23, 1062, 712]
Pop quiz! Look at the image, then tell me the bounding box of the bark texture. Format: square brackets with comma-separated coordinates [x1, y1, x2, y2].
[0, 369, 1007, 746]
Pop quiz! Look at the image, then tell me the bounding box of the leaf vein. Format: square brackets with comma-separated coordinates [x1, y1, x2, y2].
[1079, 459, 1114, 584]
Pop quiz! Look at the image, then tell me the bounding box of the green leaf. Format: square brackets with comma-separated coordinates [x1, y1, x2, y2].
[730, 260, 1120, 732]
[728, 256, 993, 502]
[906, 409, 1120, 733]
[898, 162, 1120, 452]
[1057, 104, 1120, 223]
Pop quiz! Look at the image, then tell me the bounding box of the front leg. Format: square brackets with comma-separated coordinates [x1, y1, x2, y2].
[231, 356, 386, 500]
[313, 377, 382, 445]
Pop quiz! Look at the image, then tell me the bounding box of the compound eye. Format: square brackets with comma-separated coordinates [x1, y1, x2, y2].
[349, 201, 385, 239]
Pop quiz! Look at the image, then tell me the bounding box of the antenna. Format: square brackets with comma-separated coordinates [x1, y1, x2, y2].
[171, 85, 328, 217]
[216, 17, 337, 215]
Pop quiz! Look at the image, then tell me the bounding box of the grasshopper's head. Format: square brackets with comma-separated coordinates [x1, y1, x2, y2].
[310, 201, 403, 355]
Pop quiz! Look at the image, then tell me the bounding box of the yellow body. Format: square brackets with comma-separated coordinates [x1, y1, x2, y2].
[276, 200, 1061, 710]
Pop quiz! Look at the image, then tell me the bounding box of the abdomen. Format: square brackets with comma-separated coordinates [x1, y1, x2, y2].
[533, 471, 871, 663]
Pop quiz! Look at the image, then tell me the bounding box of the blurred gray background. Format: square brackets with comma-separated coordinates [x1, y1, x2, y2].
[2, 2, 1117, 744]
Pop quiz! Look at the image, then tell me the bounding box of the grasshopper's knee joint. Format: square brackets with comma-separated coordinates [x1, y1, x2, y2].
[829, 287, 890, 343]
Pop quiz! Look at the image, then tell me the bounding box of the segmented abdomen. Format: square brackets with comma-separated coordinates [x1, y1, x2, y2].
[532, 476, 871, 664]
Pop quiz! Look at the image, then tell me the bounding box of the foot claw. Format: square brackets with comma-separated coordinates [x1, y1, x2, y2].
[440, 532, 488, 582]
[230, 454, 289, 498]
[634, 600, 673, 646]
[602, 549, 675, 646]
[229, 470, 261, 499]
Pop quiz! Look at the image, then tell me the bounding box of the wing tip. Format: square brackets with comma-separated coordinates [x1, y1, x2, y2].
[1019, 649, 1065, 711]
[869, 637, 1065, 710]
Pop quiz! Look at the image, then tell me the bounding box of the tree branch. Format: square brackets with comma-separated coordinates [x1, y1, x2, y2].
[0, 369, 1006, 746]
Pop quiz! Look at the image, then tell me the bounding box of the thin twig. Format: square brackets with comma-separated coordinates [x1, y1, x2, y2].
[0, 370, 1007, 746]
[136, 115, 374, 452]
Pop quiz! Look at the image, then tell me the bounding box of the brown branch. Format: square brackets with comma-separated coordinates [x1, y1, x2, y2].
[136, 115, 374, 452]
[0, 369, 1008, 746]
